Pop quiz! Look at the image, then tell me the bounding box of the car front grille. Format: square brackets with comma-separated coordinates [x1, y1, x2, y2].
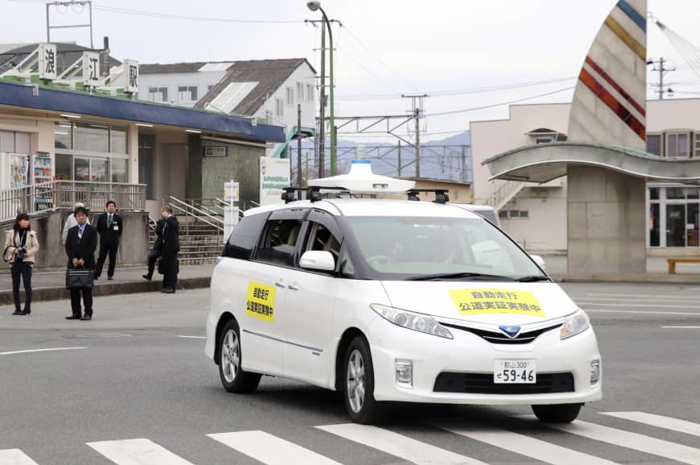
[441, 322, 563, 345]
[434, 372, 575, 394]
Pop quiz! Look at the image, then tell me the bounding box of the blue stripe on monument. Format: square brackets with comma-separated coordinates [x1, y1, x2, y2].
[617, 0, 647, 32]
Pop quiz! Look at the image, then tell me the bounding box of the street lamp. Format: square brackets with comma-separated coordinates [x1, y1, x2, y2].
[307, 1, 336, 176]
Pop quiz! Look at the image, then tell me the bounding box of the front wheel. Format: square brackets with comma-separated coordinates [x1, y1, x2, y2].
[343, 336, 383, 424]
[532, 403, 582, 423]
[218, 319, 261, 393]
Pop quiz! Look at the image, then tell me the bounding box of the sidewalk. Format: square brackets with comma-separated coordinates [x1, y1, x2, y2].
[543, 256, 700, 283]
[0, 264, 213, 305]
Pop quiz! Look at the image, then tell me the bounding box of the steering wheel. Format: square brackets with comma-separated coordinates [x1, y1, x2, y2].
[366, 255, 395, 268]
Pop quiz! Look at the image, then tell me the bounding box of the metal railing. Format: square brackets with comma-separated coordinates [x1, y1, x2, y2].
[169, 196, 224, 232]
[0, 181, 146, 220]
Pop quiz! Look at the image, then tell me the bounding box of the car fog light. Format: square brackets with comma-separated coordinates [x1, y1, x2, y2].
[590, 360, 601, 385]
[395, 359, 413, 388]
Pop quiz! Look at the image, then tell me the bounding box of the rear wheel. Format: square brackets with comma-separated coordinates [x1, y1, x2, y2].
[343, 336, 383, 424]
[532, 403, 582, 423]
[218, 319, 261, 393]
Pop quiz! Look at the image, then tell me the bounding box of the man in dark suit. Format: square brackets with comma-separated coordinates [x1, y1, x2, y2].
[95, 200, 123, 281]
[65, 206, 98, 321]
[158, 206, 180, 294]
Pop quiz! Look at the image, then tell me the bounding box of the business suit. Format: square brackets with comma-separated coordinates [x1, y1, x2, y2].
[65, 223, 97, 318]
[159, 215, 180, 292]
[95, 212, 123, 279]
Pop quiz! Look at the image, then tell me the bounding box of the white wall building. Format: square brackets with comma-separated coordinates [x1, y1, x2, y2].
[471, 98, 700, 256]
[138, 62, 233, 108]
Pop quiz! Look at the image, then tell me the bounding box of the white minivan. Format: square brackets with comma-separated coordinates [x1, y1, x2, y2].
[205, 194, 601, 424]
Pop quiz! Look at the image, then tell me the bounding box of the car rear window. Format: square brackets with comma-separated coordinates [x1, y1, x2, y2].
[222, 213, 268, 260]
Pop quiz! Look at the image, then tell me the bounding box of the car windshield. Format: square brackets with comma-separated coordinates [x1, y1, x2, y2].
[346, 216, 545, 281]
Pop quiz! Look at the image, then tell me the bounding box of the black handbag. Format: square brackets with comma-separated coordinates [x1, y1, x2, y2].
[66, 267, 94, 289]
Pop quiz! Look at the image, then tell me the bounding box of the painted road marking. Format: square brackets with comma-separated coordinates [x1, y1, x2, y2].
[584, 309, 700, 316]
[438, 423, 618, 465]
[662, 326, 700, 329]
[318, 423, 488, 465]
[0, 347, 86, 356]
[175, 335, 206, 339]
[0, 449, 40, 465]
[536, 418, 700, 465]
[574, 293, 700, 300]
[578, 302, 700, 310]
[602, 412, 700, 438]
[209, 431, 342, 465]
[88, 438, 196, 465]
[574, 297, 700, 305]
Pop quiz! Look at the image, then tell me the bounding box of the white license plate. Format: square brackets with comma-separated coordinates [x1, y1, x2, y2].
[494, 360, 536, 384]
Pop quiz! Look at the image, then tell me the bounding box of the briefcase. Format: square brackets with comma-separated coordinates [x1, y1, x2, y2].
[66, 268, 94, 289]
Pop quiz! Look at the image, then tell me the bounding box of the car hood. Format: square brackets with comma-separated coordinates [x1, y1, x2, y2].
[380, 281, 578, 325]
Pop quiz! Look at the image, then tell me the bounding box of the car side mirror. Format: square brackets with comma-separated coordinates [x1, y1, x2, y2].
[300, 250, 336, 272]
[531, 254, 546, 270]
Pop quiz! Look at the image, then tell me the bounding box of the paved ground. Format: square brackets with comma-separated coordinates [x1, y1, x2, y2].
[1, 283, 699, 465]
[543, 255, 700, 275]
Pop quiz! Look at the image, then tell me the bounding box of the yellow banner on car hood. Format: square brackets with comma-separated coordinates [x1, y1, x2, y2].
[449, 288, 546, 318]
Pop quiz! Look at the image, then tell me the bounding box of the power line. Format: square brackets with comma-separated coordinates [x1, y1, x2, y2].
[425, 85, 576, 117]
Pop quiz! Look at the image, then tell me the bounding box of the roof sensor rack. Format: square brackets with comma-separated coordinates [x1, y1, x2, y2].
[406, 189, 450, 204]
[307, 185, 352, 202]
[281, 187, 306, 204]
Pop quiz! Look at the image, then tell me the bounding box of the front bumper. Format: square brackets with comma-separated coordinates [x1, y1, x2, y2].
[370, 319, 602, 405]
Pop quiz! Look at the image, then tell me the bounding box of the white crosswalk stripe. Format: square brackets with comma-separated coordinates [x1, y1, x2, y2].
[0, 449, 40, 465]
[208, 430, 343, 465]
[437, 423, 619, 465]
[317, 423, 488, 465]
[534, 417, 700, 465]
[602, 411, 700, 438]
[87, 438, 196, 465]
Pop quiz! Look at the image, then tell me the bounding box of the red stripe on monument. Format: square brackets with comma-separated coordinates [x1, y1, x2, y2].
[579, 68, 646, 141]
[585, 56, 646, 117]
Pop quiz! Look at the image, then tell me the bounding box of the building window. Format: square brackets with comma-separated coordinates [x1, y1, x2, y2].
[178, 86, 198, 102]
[138, 134, 155, 200]
[535, 138, 552, 144]
[646, 133, 662, 156]
[695, 134, 700, 158]
[275, 98, 284, 117]
[296, 82, 304, 102]
[499, 210, 529, 219]
[148, 87, 168, 103]
[666, 132, 691, 158]
[286, 87, 294, 106]
[74, 122, 109, 153]
[307, 83, 314, 102]
[647, 186, 700, 248]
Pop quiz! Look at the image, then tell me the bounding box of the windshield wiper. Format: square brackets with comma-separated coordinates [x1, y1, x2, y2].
[406, 272, 515, 281]
[516, 275, 551, 282]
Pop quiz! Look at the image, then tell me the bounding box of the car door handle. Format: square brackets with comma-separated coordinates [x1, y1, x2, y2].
[275, 282, 286, 288]
[288, 284, 300, 291]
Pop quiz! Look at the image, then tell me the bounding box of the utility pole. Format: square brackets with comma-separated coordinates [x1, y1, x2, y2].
[648, 57, 675, 100]
[297, 104, 303, 192]
[461, 145, 467, 182]
[318, 23, 326, 178]
[402, 94, 428, 178]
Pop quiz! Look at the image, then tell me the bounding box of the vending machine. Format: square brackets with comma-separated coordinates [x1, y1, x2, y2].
[33, 153, 52, 184]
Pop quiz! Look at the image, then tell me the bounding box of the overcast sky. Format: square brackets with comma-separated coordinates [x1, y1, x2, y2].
[1, 0, 699, 142]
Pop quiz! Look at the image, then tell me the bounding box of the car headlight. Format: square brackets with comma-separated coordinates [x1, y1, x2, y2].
[370, 304, 453, 339]
[560, 309, 590, 340]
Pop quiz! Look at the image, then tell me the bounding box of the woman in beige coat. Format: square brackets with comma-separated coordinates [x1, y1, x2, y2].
[4, 213, 39, 315]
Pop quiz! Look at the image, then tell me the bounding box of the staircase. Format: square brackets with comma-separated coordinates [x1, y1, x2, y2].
[149, 197, 226, 266]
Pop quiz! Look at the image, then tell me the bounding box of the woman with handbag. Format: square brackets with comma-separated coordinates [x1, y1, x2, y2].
[4, 213, 39, 315]
[65, 206, 97, 321]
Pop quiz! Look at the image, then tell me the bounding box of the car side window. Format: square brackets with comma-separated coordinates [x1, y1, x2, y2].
[305, 222, 341, 261]
[222, 213, 269, 260]
[256, 219, 303, 267]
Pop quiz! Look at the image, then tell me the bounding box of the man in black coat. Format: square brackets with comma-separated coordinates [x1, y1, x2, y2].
[65, 206, 98, 321]
[95, 200, 123, 281]
[158, 206, 180, 293]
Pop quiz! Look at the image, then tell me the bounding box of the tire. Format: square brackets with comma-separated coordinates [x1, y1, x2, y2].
[218, 319, 261, 394]
[532, 403, 582, 423]
[343, 336, 383, 424]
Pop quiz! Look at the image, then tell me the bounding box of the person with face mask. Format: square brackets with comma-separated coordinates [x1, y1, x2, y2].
[65, 206, 98, 321]
[4, 213, 39, 315]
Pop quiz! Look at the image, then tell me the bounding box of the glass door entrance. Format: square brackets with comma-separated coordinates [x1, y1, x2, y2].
[74, 157, 109, 182]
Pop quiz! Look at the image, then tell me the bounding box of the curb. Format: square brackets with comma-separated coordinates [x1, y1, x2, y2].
[0, 276, 211, 306]
[550, 273, 700, 284]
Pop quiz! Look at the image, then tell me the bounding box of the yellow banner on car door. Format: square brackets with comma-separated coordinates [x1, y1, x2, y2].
[246, 281, 276, 322]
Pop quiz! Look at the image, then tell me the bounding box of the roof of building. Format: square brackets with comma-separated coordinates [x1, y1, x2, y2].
[0, 43, 121, 75]
[195, 58, 315, 116]
[0, 79, 285, 143]
[140, 62, 233, 74]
